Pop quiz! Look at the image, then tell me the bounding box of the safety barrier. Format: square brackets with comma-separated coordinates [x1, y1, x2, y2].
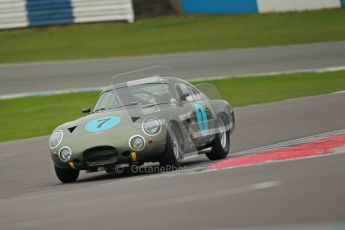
[0, 0, 28, 29]
[257, 0, 342, 13]
[179, 0, 343, 14]
[0, 0, 134, 30]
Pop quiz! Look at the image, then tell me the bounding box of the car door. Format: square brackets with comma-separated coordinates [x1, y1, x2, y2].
[188, 85, 216, 140]
[175, 82, 214, 148]
[174, 82, 197, 152]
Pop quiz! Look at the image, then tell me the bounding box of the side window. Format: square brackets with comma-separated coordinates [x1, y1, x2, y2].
[189, 87, 202, 101]
[94, 91, 118, 111]
[176, 83, 193, 102]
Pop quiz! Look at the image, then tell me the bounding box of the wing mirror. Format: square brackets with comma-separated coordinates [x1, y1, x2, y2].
[82, 108, 91, 114]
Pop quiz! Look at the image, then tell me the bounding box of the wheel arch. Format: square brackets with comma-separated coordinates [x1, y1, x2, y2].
[168, 119, 184, 148]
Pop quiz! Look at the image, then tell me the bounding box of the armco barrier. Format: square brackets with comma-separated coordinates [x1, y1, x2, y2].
[179, 0, 343, 14]
[0, 0, 134, 30]
[182, 0, 258, 14]
[0, 0, 28, 29]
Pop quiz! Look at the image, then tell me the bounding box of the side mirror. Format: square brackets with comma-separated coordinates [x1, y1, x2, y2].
[82, 108, 91, 114]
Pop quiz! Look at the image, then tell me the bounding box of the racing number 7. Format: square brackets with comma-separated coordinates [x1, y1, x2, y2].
[96, 118, 111, 128]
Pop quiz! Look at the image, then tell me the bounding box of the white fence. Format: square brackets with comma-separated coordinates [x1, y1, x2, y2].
[257, 0, 342, 13]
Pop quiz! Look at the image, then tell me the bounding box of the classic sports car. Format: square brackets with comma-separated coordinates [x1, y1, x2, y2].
[49, 67, 235, 183]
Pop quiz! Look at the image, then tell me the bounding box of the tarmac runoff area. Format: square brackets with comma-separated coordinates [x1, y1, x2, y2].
[0, 92, 345, 229]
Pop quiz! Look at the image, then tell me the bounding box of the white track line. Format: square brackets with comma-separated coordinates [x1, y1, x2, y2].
[0, 86, 104, 100]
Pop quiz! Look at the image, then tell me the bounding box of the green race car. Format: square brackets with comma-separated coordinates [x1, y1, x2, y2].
[49, 67, 235, 183]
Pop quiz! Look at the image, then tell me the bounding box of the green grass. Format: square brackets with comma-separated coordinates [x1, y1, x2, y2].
[1, 70, 345, 142]
[194, 71, 345, 106]
[0, 9, 345, 63]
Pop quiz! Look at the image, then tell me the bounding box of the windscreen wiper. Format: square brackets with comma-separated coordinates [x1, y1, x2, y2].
[142, 102, 170, 109]
[93, 107, 107, 113]
[116, 102, 140, 109]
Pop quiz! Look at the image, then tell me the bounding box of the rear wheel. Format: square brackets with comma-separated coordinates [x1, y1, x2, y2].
[206, 115, 230, 160]
[159, 125, 183, 169]
[54, 166, 79, 183]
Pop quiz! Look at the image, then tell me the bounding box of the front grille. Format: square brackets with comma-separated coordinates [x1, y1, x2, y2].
[83, 146, 118, 167]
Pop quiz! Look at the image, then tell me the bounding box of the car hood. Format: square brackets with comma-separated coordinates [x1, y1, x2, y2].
[54, 105, 169, 137]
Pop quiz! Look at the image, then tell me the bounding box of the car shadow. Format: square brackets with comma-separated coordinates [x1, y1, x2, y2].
[76, 158, 208, 183]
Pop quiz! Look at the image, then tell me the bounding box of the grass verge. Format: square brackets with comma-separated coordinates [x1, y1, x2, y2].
[0, 9, 345, 63]
[1, 70, 345, 142]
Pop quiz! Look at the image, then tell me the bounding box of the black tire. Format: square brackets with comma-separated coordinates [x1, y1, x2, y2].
[206, 115, 230, 160]
[159, 125, 183, 169]
[54, 166, 79, 183]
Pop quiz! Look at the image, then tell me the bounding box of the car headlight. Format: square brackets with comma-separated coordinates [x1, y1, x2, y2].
[142, 118, 161, 136]
[129, 135, 145, 151]
[59, 146, 72, 161]
[49, 130, 63, 149]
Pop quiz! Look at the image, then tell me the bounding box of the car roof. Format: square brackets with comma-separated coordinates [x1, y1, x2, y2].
[100, 76, 185, 94]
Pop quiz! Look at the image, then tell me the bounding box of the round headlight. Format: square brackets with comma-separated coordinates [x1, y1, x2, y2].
[129, 135, 145, 151]
[49, 130, 63, 149]
[142, 118, 161, 136]
[59, 146, 72, 161]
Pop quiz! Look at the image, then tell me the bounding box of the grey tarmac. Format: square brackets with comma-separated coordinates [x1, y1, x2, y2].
[0, 92, 345, 229]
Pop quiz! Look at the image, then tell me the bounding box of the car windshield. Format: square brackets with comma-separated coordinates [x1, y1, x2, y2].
[94, 82, 175, 112]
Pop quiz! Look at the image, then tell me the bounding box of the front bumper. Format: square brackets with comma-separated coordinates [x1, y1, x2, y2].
[50, 130, 167, 170]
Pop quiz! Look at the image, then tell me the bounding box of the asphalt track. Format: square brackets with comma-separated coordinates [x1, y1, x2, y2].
[1, 41, 345, 95]
[1, 92, 345, 229]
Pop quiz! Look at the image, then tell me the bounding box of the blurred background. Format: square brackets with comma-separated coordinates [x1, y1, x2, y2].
[1, 0, 345, 30]
[1, 1, 345, 229]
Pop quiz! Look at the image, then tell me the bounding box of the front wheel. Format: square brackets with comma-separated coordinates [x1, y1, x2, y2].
[159, 126, 183, 169]
[54, 166, 79, 183]
[206, 115, 230, 160]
